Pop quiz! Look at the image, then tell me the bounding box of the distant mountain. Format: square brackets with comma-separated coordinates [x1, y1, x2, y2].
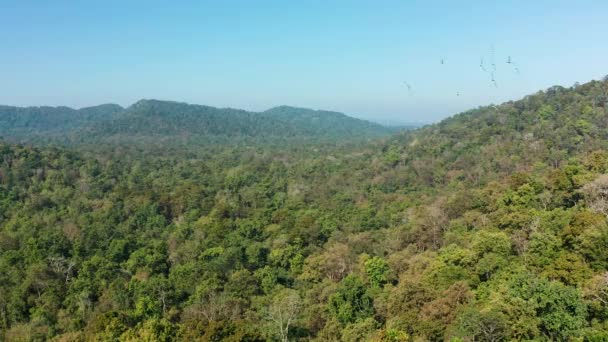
[86, 100, 392, 140]
[0, 100, 393, 145]
[0, 104, 123, 137]
[261, 105, 390, 137]
[370, 118, 426, 130]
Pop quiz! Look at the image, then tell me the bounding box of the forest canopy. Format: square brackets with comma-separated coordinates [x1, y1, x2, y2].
[2, 78, 608, 340]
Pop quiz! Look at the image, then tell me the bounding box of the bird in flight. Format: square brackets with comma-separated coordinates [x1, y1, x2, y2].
[403, 81, 413, 95]
[490, 45, 497, 72]
[480, 58, 488, 72]
[506, 55, 520, 74]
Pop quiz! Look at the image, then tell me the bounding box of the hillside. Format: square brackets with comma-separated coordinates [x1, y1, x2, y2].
[262, 105, 391, 137]
[84, 100, 392, 143]
[376, 78, 608, 191]
[3, 78, 608, 341]
[0, 104, 123, 137]
[0, 100, 392, 145]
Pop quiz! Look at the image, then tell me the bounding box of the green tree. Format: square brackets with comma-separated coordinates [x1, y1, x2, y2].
[329, 275, 375, 325]
[364, 256, 390, 288]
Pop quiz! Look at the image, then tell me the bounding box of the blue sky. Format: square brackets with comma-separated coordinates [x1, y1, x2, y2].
[1, 1, 607, 123]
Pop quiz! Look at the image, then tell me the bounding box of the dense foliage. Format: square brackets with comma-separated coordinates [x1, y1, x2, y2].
[2, 78, 608, 341]
[0, 104, 123, 137]
[1, 100, 393, 147]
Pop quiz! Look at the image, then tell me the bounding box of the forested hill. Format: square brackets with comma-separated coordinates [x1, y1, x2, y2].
[0, 100, 393, 144]
[83, 100, 391, 142]
[377, 78, 608, 191]
[5, 78, 608, 341]
[0, 104, 123, 137]
[262, 105, 389, 137]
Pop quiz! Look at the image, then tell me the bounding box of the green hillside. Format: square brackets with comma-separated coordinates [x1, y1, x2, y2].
[0, 104, 123, 137]
[2, 78, 608, 341]
[0, 100, 392, 146]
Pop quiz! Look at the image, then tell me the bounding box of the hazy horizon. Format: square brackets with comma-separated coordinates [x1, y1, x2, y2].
[2, 0, 607, 124]
[0, 98, 430, 126]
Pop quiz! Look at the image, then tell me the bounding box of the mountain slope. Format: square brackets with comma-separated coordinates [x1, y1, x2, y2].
[375, 79, 608, 192]
[0, 100, 393, 145]
[4, 78, 608, 341]
[0, 104, 123, 137]
[262, 105, 390, 136]
[83, 100, 392, 142]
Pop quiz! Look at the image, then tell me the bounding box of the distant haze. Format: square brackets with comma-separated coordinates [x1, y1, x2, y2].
[1, 1, 607, 123]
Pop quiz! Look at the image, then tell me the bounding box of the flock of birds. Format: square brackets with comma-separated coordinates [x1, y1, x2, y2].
[403, 46, 520, 97]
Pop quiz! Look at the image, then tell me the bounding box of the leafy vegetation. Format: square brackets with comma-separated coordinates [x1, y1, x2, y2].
[0, 104, 123, 137]
[2, 78, 608, 340]
[1, 100, 393, 147]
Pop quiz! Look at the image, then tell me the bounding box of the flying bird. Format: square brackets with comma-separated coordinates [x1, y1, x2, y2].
[480, 58, 488, 72]
[506, 55, 520, 74]
[403, 82, 413, 95]
[490, 45, 497, 72]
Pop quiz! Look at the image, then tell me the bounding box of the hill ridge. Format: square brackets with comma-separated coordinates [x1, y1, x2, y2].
[0, 99, 392, 144]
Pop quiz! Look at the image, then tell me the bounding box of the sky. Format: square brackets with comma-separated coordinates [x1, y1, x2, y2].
[1, 1, 608, 124]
